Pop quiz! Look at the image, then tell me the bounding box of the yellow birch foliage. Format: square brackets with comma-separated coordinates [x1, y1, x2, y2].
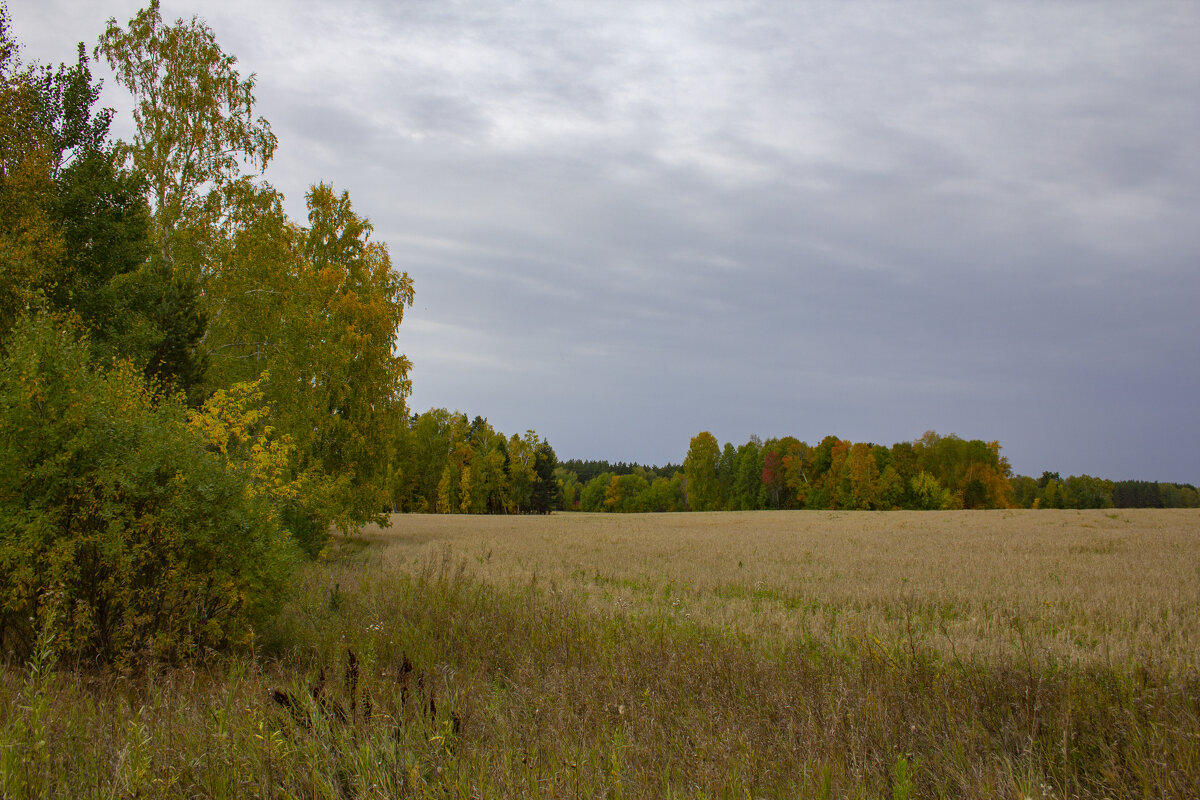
[187, 372, 338, 538]
[187, 374, 293, 502]
[0, 55, 63, 329]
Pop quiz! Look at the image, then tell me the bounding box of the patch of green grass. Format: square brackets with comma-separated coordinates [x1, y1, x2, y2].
[1068, 537, 1123, 555]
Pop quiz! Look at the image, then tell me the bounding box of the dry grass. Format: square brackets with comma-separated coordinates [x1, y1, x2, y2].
[366, 509, 1200, 671]
[3, 509, 1199, 798]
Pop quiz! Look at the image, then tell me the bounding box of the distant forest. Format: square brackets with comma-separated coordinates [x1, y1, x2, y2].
[387, 409, 558, 514]
[554, 430, 1198, 513]
[394, 420, 1198, 514]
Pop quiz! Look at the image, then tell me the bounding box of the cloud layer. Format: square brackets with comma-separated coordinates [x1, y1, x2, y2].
[12, 0, 1200, 480]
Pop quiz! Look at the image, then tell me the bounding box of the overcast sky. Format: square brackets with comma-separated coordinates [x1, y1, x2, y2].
[10, 1, 1200, 482]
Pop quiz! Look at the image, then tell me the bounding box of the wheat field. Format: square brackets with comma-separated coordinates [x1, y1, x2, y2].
[3, 509, 1199, 798]
[364, 509, 1200, 671]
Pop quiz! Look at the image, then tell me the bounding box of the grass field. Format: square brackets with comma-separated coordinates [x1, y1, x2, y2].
[365, 509, 1200, 671]
[3, 509, 1199, 798]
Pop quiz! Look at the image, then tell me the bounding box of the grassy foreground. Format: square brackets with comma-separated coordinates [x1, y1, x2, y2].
[2, 510, 1199, 798]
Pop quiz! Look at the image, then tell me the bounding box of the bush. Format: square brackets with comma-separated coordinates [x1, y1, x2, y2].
[0, 313, 296, 664]
[185, 374, 336, 559]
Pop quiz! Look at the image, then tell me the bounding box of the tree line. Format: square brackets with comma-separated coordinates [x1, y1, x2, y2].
[554, 431, 1199, 512]
[1011, 474, 1199, 510]
[388, 409, 558, 515]
[557, 431, 1011, 512]
[558, 458, 681, 486]
[0, 3, 414, 662]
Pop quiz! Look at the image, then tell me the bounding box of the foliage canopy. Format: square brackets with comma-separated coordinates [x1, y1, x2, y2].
[0, 2, 416, 662]
[0, 313, 295, 663]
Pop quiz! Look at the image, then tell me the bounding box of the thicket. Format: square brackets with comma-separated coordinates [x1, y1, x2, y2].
[0, 2, 413, 664]
[0, 315, 295, 663]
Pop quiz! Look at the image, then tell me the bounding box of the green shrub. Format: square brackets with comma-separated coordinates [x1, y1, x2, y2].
[0, 313, 296, 664]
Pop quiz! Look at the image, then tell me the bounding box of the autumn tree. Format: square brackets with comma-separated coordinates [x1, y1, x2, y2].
[392, 408, 454, 512]
[0, 8, 210, 401]
[95, 1, 280, 397]
[717, 442, 737, 510]
[836, 442, 880, 509]
[292, 184, 414, 525]
[1061, 475, 1114, 509]
[556, 467, 582, 511]
[530, 439, 559, 514]
[580, 472, 612, 512]
[93, 1, 264, 397]
[761, 437, 800, 508]
[909, 471, 953, 510]
[684, 432, 721, 511]
[0, 25, 62, 334]
[456, 418, 507, 514]
[731, 437, 764, 510]
[605, 473, 651, 513]
[507, 430, 540, 512]
[95, 0, 277, 368]
[96, 0, 275, 261]
[1, 23, 118, 336]
[781, 439, 813, 508]
[96, 5, 415, 532]
[387, 409, 559, 515]
[645, 474, 685, 512]
[913, 432, 1013, 509]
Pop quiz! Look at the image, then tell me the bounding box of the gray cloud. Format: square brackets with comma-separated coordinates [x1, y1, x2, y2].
[10, 0, 1200, 481]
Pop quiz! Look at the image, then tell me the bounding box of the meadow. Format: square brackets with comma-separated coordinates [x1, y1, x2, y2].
[3, 509, 1199, 798]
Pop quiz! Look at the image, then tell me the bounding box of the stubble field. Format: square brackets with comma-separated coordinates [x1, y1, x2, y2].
[4, 509, 1199, 798]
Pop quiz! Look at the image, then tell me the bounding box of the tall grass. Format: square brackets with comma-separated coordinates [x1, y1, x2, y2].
[2, 510, 1199, 798]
